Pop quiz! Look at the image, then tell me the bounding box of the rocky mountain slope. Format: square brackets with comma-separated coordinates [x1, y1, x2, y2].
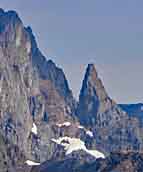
[31, 152, 143, 172]
[0, 8, 143, 172]
[77, 63, 143, 154]
[0, 9, 79, 171]
[119, 103, 143, 121]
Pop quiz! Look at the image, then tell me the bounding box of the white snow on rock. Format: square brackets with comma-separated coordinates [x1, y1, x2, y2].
[78, 125, 84, 129]
[64, 138, 86, 155]
[51, 137, 86, 155]
[31, 123, 38, 135]
[25, 160, 40, 166]
[85, 149, 105, 159]
[86, 130, 94, 137]
[56, 122, 71, 127]
[51, 136, 105, 159]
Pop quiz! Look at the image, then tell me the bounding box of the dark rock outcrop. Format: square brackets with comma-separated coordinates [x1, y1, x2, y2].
[119, 103, 143, 121]
[31, 152, 143, 172]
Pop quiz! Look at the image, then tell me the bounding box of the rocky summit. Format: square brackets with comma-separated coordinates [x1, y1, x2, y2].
[0, 8, 143, 172]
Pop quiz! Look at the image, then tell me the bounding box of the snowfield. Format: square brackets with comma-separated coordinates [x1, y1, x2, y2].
[51, 136, 105, 159]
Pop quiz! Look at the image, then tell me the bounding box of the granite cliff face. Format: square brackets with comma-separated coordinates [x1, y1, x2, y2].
[0, 9, 79, 171]
[0, 9, 35, 171]
[77, 64, 114, 126]
[77, 64, 143, 154]
[0, 8, 143, 172]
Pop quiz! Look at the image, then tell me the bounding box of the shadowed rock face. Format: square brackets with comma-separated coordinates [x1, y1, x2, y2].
[78, 152, 143, 172]
[30, 152, 143, 172]
[119, 103, 143, 121]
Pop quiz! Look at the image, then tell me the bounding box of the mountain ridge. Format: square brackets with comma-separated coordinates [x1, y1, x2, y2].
[0, 8, 143, 172]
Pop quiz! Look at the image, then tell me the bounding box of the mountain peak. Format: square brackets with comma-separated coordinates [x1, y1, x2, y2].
[6, 10, 19, 18]
[0, 9, 22, 24]
[87, 63, 96, 71]
[77, 63, 113, 126]
[85, 63, 98, 81]
[0, 8, 4, 15]
[80, 63, 100, 98]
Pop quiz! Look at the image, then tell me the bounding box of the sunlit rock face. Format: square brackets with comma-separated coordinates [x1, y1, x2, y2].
[0, 9, 34, 171]
[0, 9, 79, 171]
[1, 8, 143, 172]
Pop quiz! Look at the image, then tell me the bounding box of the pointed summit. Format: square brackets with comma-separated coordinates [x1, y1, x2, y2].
[0, 8, 4, 15]
[86, 63, 98, 78]
[82, 64, 98, 89]
[81, 64, 98, 92]
[80, 63, 109, 105]
[77, 63, 114, 126]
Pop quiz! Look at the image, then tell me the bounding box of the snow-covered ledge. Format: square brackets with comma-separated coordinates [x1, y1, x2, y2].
[25, 160, 40, 166]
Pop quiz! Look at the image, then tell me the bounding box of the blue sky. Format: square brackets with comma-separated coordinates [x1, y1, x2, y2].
[0, 0, 143, 103]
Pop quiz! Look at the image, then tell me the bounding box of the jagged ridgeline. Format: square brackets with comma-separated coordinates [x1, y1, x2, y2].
[0, 8, 143, 172]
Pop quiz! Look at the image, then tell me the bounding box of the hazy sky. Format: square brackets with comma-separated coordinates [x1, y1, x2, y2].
[0, 0, 143, 103]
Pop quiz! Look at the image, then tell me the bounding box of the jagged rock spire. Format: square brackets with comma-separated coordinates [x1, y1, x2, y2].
[77, 64, 113, 126]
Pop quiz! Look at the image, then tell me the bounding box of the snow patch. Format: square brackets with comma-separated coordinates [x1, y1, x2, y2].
[51, 137, 86, 155]
[25, 160, 40, 166]
[51, 136, 105, 159]
[31, 123, 38, 135]
[78, 125, 84, 129]
[85, 149, 105, 159]
[86, 130, 93, 137]
[56, 122, 71, 127]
